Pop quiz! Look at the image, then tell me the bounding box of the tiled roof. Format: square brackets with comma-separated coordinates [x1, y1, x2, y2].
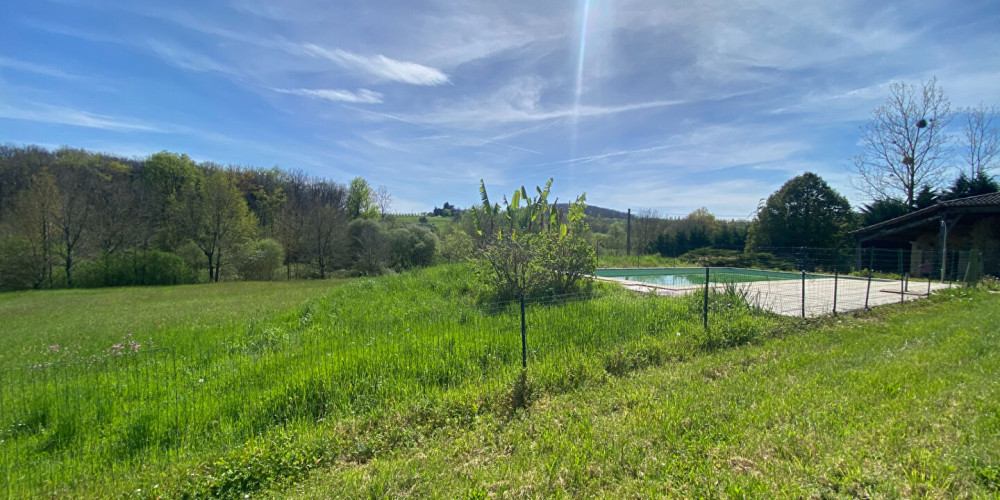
[853, 192, 1000, 235]
[936, 191, 1000, 207]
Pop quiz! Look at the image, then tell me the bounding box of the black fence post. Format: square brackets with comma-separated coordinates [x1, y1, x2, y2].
[833, 271, 838, 316]
[703, 267, 709, 329]
[801, 270, 806, 318]
[900, 273, 906, 305]
[865, 249, 874, 310]
[520, 294, 527, 369]
[898, 248, 903, 274]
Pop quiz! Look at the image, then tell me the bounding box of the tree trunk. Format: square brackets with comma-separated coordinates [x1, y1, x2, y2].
[205, 250, 215, 282]
[65, 246, 73, 288]
[214, 251, 222, 282]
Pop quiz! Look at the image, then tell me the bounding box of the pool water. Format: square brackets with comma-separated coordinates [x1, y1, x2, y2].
[606, 273, 704, 286]
[595, 267, 806, 287]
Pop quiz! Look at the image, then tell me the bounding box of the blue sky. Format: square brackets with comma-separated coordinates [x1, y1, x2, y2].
[2, 0, 999, 217]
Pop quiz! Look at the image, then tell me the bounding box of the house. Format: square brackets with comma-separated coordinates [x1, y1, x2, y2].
[852, 192, 1000, 280]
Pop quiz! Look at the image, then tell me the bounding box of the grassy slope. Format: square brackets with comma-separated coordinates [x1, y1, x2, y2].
[0, 280, 342, 368]
[4, 265, 780, 498]
[395, 215, 454, 230]
[284, 290, 1000, 498]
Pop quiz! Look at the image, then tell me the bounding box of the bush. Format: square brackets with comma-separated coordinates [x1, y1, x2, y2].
[679, 247, 793, 270]
[237, 239, 284, 281]
[439, 231, 474, 263]
[389, 226, 438, 270]
[475, 233, 596, 303]
[175, 241, 206, 274]
[75, 250, 197, 288]
[532, 233, 596, 295]
[348, 218, 389, 276]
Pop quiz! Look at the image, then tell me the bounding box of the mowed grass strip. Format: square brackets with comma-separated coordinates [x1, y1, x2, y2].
[282, 289, 1000, 498]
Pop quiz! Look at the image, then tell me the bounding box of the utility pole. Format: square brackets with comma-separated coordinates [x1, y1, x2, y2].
[626, 208, 631, 257]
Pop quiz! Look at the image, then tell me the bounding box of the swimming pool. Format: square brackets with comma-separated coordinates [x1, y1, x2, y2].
[595, 267, 812, 287]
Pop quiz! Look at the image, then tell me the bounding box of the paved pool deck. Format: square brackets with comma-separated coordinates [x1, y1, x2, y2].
[592, 274, 954, 317]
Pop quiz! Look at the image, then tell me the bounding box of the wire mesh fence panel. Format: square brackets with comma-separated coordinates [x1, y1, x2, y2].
[1, 246, 987, 495]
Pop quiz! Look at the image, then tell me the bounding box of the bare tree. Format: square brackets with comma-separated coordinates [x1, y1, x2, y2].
[374, 185, 392, 218]
[850, 77, 952, 207]
[960, 103, 1000, 178]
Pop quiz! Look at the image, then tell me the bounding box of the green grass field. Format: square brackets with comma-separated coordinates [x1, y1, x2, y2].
[395, 215, 454, 230]
[2, 265, 773, 497]
[2, 267, 998, 498]
[282, 287, 1000, 498]
[0, 280, 343, 369]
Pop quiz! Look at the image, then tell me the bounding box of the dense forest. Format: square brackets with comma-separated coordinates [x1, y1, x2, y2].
[0, 145, 435, 290]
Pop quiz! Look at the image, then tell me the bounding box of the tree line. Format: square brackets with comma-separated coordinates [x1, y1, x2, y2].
[0, 145, 434, 291]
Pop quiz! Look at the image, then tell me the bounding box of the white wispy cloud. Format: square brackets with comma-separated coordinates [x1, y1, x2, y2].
[296, 43, 449, 86]
[146, 40, 236, 75]
[422, 99, 685, 126]
[0, 57, 84, 80]
[0, 102, 164, 132]
[272, 87, 384, 104]
[415, 75, 686, 126]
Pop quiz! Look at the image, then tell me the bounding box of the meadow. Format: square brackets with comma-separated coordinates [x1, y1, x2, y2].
[2, 265, 997, 498]
[286, 286, 1000, 498]
[1, 264, 774, 497]
[0, 280, 343, 369]
[394, 215, 455, 231]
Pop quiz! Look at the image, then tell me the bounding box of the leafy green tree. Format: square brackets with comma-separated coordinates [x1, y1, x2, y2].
[2, 170, 61, 288]
[346, 177, 377, 219]
[174, 169, 257, 282]
[52, 148, 107, 287]
[143, 151, 200, 247]
[348, 218, 389, 275]
[747, 173, 856, 250]
[301, 180, 347, 279]
[472, 178, 595, 301]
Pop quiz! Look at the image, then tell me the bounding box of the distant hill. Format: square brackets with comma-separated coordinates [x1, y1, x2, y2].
[554, 203, 629, 220]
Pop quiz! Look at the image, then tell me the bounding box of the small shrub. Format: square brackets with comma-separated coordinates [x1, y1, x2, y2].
[679, 247, 793, 270]
[439, 231, 475, 263]
[237, 239, 284, 281]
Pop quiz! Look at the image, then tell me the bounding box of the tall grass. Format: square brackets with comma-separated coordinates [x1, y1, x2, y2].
[1, 264, 778, 497]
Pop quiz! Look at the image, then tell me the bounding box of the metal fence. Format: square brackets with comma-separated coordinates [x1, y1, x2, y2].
[0, 289, 731, 495]
[0, 248, 985, 495]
